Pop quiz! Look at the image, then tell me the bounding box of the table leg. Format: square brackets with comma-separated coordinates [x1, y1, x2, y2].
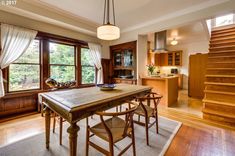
[67, 123, 80, 156]
[45, 107, 51, 149]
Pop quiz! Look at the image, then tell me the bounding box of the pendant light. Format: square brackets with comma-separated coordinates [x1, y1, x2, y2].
[171, 38, 178, 45]
[97, 0, 120, 40]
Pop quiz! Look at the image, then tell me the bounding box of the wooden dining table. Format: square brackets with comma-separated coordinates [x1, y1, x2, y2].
[39, 84, 152, 156]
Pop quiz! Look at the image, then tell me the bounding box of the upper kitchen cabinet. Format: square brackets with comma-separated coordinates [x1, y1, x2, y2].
[148, 51, 182, 66]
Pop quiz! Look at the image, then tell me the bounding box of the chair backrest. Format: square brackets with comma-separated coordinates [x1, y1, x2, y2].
[95, 101, 138, 139]
[137, 92, 163, 109]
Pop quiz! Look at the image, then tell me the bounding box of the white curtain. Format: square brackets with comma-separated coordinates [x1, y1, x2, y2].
[0, 24, 37, 97]
[88, 42, 103, 84]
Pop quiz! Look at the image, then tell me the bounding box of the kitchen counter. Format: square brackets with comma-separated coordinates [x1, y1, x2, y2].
[141, 76, 178, 107]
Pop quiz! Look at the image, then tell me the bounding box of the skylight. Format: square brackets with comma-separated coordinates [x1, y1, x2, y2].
[215, 14, 234, 27]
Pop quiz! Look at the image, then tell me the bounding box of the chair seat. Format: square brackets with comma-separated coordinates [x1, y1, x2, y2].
[90, 116, 132, 143]
[134, 104, 154, 117]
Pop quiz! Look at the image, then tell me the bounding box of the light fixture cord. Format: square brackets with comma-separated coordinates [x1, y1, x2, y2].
[107, 0, 110, 24]
[112, 0, 116, 25]
[103, 0, 106, 24]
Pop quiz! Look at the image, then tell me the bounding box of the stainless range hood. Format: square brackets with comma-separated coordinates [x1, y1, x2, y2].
[153, 30, 168, 52]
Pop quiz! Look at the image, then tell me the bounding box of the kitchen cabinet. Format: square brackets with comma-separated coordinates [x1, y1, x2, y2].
[148, 51, 182, 66]
[110, 41, 137, 84]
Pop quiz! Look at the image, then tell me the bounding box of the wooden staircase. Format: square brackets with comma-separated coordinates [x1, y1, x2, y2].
[203, 25, 235, 126]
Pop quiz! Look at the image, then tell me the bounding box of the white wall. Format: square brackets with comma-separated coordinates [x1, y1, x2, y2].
[167, 40, 209, 89]
[137, 35, 148, 85]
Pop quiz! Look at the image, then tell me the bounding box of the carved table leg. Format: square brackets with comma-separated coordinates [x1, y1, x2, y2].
[45, 107, 51, 149]
[67, 123, 80, 156]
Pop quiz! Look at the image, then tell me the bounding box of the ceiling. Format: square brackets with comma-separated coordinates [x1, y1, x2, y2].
[37, 0, 228, 32]
[0, 0, 233, 38]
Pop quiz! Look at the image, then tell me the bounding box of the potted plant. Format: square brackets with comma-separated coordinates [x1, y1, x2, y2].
[146, 63, 155, 75]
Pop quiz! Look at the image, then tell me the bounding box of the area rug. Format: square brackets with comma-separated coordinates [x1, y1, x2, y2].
[0, 116, 181, 156]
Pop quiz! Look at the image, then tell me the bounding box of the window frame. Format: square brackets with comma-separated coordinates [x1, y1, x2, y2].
[80, 47, 96, 85]
[48, 41, 77, 83]
[7, 39, 42, 93]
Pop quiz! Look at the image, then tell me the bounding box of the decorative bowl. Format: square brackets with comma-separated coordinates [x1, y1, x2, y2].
[97, 84, 116, 91]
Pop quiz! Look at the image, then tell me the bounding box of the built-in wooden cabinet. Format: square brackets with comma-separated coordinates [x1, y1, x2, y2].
[148, 51, 182, 66]
[110, 41, 137, 84]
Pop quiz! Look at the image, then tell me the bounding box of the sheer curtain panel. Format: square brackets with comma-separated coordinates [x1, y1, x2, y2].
[0, 24, 37, 97]
[88, 43, 103, 84]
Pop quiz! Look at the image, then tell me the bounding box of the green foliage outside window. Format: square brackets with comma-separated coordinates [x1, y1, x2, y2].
[81, 48, 95, 84]
[49, 42, 75, 82]
[9, 40, 40, 91]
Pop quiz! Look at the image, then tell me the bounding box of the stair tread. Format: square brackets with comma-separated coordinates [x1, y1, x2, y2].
[202, 108, 235, 119]
[207, 61, 235, 64]
[210, 41, 235, 45]
[211, 36, 235, 42]
[208, 55, 235, 58]
[204, 82, 235, 86]
[212, 26, 235, 33]
[211, 32, 235, 38]
[203, 99, 235, 106]
[207, 68, 235, 70]
[206, 74, 235, 77]
[209, 49, 235, 53]
[209, 45, 235, 50]
[204, 90, 235, 96]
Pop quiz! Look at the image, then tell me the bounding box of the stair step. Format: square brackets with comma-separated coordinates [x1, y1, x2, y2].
[206, 68, 235, 75]
[207, 62, 235, 68]
[210, 38, 235, 44]
[208, 55, 235, 62]
[209, 45, 235, 51]
[204, 82, 235, 86]
[206, 74, 235, 77]
[212, 25, 235, 33]
[211, 32, 235, 39]
[203, 99, 235, 107]
[212, 28, 235, 35]
[205, 83, 235, 92]
[210, 41, 235, 47]
[207, 68, 235, 70]
[203, 108, 235, 122]
[209, 49, 235, 53]
[204, 90, 235, 103]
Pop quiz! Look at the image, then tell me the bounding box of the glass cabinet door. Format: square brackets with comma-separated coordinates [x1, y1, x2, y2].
[123, 50, 133, 67]
[168, 52, 173, 66]
[114, 51, 122, 66]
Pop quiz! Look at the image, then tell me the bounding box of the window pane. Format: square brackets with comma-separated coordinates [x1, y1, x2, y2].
[50, 65, 75, 82]
[216, 14, 234, 27]
[9, 64, 40, 91]
[82, 66, 95, 84]
[49, 42, 75, 65]
[81, 48, 95, 84]
[81, 48, 93, 66]
[14, 40, 40, 64]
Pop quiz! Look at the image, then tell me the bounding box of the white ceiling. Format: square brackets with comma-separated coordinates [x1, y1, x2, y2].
[38, 0, 213, 31]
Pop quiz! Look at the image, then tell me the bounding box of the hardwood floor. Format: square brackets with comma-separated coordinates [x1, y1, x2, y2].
[0, 90, 235, 155]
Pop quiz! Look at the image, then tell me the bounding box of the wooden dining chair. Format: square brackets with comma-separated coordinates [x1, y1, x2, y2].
[52, 113, 65, 145]
[133, 92, 163, 146]
[86, 101, 138, 156]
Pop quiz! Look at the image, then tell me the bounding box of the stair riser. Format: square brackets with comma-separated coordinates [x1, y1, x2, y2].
[207, 63, 235, 68]
[210, 47, 235, 52]
[206, 70, 235, 75]
[211, 34, 235, 39]
[206, 77, 235, 83]
[204, 102, 235, 114]
[208, 52, 235, 56]
[210, 38, 235, 44]
[203, 113, 235, 125]
[205, 92, 235, 103]
[205, 85, 235, 92]
[212, 27, 235, 35]
[210, 43, 235, 47]
[208, 57, 235, 62]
